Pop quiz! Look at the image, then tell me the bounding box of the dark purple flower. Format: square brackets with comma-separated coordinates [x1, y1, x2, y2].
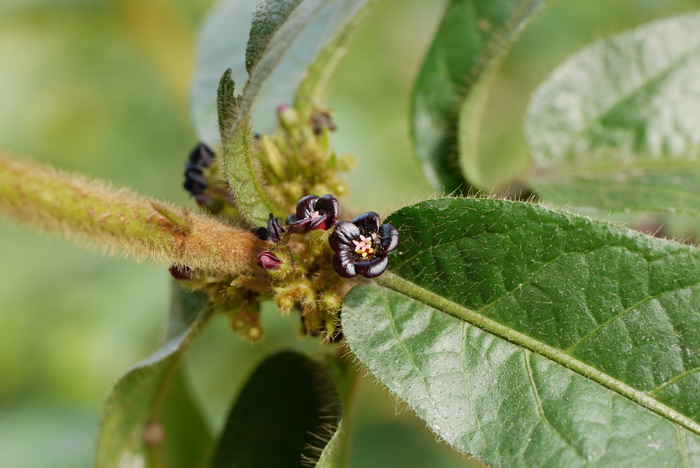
[255, 213, 285, 243]
[329, 212, 399, 278]
[257, 251, 283, 270]
[286, 194, 339, 234]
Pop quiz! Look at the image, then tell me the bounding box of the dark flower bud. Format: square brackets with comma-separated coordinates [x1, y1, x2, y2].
[286, 194, 339, 234]
[255, 213, 285, 243]
[257, 251, 283, 270]
[169, 265, 193, 280]
[329, 211, 399, 278]
[188, 143, 215, 168]
[182, 143, 214, 197]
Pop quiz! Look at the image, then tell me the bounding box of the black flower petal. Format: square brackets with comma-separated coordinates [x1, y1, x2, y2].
[287, 194, 339, 234]
[352, 211, 380, 235]
[332, 249, 356, 278]
[329, 221, 360, 251]
[378, 223, 400, 254]
[256, 213, 285, 242]
[328, 211, 399, 279]
[355, 256, 389, 278]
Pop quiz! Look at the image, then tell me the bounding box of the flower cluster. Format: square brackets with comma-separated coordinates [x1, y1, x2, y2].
[255, 194, 399, 279]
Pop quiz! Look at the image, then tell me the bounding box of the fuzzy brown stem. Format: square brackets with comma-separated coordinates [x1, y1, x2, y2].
[0, 154, 266, 275]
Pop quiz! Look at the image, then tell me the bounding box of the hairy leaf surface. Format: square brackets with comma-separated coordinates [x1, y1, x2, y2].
[96, 286, 212, 468]
[526, 12, 700, 217]
[343, 198, 700, 467]
[315, 356, 359, 468]
[211, 351, 340, 468]
[411, 0, 547, 192]
[218, 71, 283, 226]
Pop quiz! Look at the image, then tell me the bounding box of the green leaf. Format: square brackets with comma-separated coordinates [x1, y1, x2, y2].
[294, 1, 375, 115]
[96, 285, 213, 468]
[191, 0, 374, 144]
[526, 12, 700, 217]
[343, 197, 700, 467]
[211, 351, 340, 468]
[315, 355, 360, 468]
[191, 0, 260, 146]
[236, 0, 374, 134]
[246, 0, 302, 74]
[217, 69, 283, 226]
[411, 0, 547, 192]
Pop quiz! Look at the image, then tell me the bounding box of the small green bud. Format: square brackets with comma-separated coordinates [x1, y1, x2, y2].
[277, 105, 300, 130]
[320, 291, 342, 313]
[337, 154, 356, 172]
[246, 325, 263, 342]
[258, 135, 286, 179]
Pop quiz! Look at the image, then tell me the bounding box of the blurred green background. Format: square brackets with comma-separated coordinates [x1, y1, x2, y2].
[0, 0, 697, 466]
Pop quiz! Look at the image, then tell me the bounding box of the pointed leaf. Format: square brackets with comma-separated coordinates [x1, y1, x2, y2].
[526, 12, 700, 217]
[211, 351, 340, 468]
[96, 286, 213, 468]
[216, 69, 283, 226]
[411, 0, 547, 192]
[343, 198, 700, 467]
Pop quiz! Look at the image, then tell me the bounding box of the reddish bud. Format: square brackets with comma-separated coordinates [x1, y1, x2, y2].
[257, 251, 283, 270]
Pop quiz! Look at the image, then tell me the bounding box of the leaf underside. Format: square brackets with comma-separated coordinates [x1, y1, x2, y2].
[343, 198, 700, 467]
[526, 12, 700, 217]
[411, 0, 547, 193]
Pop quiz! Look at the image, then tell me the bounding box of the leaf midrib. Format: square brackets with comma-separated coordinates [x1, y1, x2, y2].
[374, 271, 700, 437]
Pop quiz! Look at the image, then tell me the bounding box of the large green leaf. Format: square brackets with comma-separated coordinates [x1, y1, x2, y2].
[526, 12, 700, 217]
[342, 198, 700, 467]
[210, 351, 340, 468]
[96, 285, 213, 468]
[411, 0, 547, 192]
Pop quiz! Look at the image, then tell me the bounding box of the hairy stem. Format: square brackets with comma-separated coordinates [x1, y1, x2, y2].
[0, 153, 266, 275]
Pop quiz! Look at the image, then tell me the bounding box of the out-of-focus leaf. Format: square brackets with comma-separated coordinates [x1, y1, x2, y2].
[191, 0, 374, 144]
[411, 0, 547, 192]
[526, 12, 700, 217]
[211, 351, 340, 468]
[315, 355, 359, 468]
[245, 0, 302, 73]
[294, 1, 375, 115]
[190, 0, 259, 146]
[96, 286, 213, 468]
[239, 0, 373, 134]
[343, 197, 700, 467]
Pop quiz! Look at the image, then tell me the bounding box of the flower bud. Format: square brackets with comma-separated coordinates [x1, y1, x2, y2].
[257, 251, 283, 270]
[277, 104, 300, 130]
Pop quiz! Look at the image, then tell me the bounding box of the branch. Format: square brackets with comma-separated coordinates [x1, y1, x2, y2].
[0, 153, 266, 275]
